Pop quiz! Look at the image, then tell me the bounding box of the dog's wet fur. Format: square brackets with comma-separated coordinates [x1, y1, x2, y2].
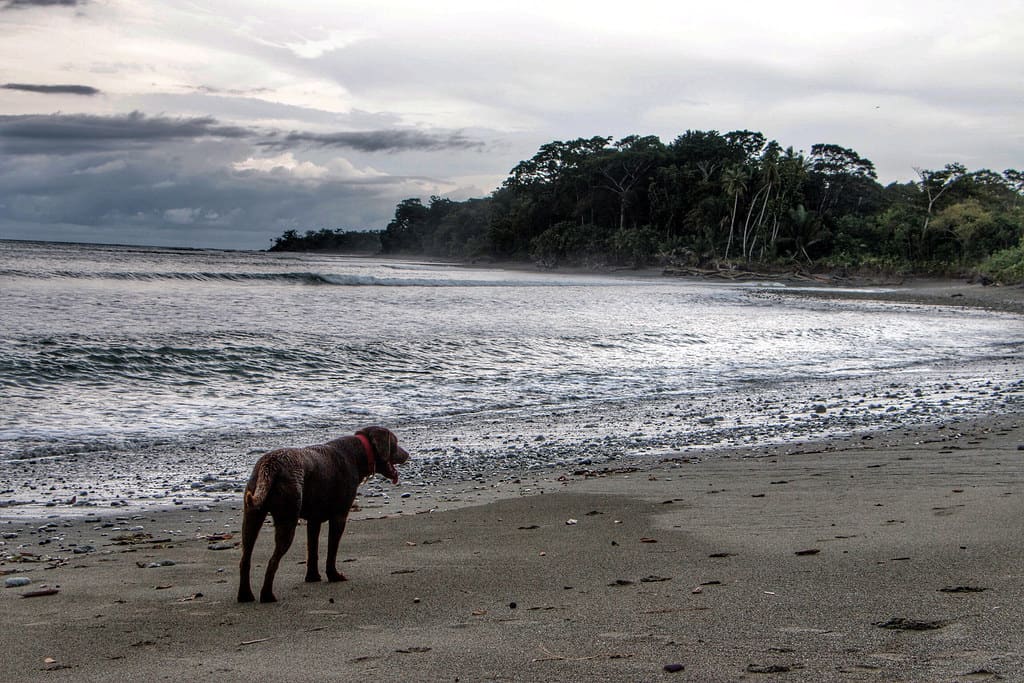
[237, 426, 410, 603]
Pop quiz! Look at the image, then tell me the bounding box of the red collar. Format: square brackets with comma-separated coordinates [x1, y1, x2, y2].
[355, 433, 375, 477]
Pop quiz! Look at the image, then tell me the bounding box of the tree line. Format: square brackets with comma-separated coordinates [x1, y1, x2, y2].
[269, 129, 1024, 283]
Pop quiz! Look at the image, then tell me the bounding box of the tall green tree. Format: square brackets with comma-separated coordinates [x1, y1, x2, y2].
[592, 135, 665, 233]
[914, 162, 967, 240]
[380, 198, 430, 253]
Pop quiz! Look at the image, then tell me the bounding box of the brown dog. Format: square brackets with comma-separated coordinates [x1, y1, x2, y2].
[237, 426, 410, 603]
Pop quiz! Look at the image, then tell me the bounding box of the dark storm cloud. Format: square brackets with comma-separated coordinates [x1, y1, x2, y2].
[0, 111, 251, 154]
[0, 109, 489, 247]
[264, 129, 485, 153]
[0, 111, 484, 156]
[1, 0, 86, 8]
[0, 147, 420, 248]
[2, 83, 100, 95]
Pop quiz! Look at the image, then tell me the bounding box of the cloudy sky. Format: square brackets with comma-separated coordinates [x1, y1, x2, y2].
[1, 0, 1020, 249]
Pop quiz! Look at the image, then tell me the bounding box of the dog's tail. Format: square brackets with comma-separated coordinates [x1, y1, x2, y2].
[244, 462, 275, 511]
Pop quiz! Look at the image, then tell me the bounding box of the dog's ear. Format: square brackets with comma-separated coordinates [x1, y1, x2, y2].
[357, 426, 397, 461]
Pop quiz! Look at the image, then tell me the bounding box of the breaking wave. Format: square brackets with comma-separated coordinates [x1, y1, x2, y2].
[0, 268, 613, 288]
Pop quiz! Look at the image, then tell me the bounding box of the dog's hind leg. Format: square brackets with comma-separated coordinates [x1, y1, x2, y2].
[259, 513, 297, 603]
[304, 520, 322, 582]
[237, 506, 268, 603]
[325, 514, 349, 583]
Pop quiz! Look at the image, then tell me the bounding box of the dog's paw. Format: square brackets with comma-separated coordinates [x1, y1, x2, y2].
[326, 571, 348, 583]
[259, 592, 278, 603]
[237, 591, 256, 603]
[304, 573, 322, 583]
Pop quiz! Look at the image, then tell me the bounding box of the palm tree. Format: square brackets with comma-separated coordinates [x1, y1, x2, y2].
[787, 204, 824, 262]
[745, 153, 781, 261]
[721, 164, 748, 261]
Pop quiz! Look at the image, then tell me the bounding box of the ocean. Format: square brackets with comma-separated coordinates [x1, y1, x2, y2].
[1, 240, 1022, 513]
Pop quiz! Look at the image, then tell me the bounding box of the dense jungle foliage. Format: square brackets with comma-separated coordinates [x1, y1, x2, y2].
[269, 130, 1024, 282]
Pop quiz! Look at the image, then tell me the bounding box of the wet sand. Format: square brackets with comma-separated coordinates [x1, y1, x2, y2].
[2, 413, 1022, 682]
[771, 278, 1024, 315]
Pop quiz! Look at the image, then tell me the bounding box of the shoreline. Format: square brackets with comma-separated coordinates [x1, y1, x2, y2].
[769, 278, 1024, 315]
[2, 270, 1021, 517]
[369, 251, 1024, 314]
[2, 412, 1022, 681]
[3, 348, 1022, 519]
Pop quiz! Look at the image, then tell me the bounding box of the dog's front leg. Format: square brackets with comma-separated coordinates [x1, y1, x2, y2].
[325, 515, 349, 582]
[304, 520, 322, 582]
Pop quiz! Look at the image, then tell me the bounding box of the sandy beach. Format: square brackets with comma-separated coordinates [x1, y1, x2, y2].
[2, 278, 1023, 682]
[1, 411, 1021, 682]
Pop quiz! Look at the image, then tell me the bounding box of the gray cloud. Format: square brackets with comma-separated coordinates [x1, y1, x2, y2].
[191, 85, 273, 97]
[132, 92, 406, 133]
[1, 0, 86, 8]
[0, 111, 251, 154]
[0, 124, 469, 248]
[2, 155, 363, 246]
[2, 83, 100, 95]
[0, 111, 485, 157]
[263, 129, 485, 153]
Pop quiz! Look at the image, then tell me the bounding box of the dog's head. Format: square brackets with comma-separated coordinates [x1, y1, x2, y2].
[357, 426, 410, 485]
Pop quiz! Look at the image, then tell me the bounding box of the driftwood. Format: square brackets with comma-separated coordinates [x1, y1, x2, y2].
[663, 265, 835, 284]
